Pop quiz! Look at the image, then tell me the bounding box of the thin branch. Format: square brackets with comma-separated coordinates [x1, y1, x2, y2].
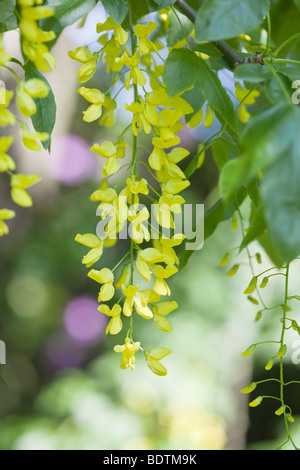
[175, 0, 248, 67]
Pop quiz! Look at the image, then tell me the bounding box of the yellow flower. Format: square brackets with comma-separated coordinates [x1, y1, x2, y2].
[153, 301, 177, 332]
[144, 347, 171, 376]
[99, 95, 117, 127]
[90, 186, 118, 204]
[114, 337, 141, 370]
[16, 79, 49, 117]
[22, 39, 56, 72]
[154, 194, 185, 229]
[114, 263, 129, 289]
[68, 47, 98, 83]
[134, 21, 158, 55]
[88, 267, 115, 302]
[10, 173, 41, 207]
[75, 233, 104, 267]
[122, 284, 153, 319]
[98, 36, 123, 73]
[0, 35, 11, 66]
[20, 124, 49, 151]
[238, 104, 251, 124]
[162, 178, 190, 195]
[0, 209, 15, 236]
[235, 83, 260, 105]
[204, 104, 214, 128]
[100, 303, 123, 335]
[0, 89, 16, 126]
[124, 100, 157, 136]
[128, 205, 150, 244]
[136, 247, 165, 282]
[235, 83, 260, 123]
[90, 141, 120, 177]
[115, 52, 147, 90]
[120, 176, 149, 205]
[78, 87, 105, 122]
[188, 109, 203, 128]
[19, 18, 55, 43]
[97, 17, 128, 45]
[20, 5, 55, 20]
[153, 234, 185, 266]
[0, 136, 15, 172]
[152, 264, 178, 296]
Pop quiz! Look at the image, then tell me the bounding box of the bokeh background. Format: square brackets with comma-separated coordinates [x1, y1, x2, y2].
[1, 4, 300, 450]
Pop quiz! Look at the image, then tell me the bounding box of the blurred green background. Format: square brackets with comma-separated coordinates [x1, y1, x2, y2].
[1, 10, 300, 450]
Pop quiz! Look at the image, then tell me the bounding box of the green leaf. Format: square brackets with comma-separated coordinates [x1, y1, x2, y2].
[180, 188, 247, 268]
[194, 0, 270, 42]
[234, 63, 273, 83]
[101, 0, 128, 24]
[0, 0, 17, 32]
[271, 0, 300, 56]
[182, 81, 205, 124]
[240, 208, 266, 252]
[197, 58, 239, 133]
[212, 137, 240, 171]
[295, 0, 300, 10]
[265, 74, 292, 105]
[260, 113, 300, 264]
[24, 65, 56, 152]
[147, 0, 176, 12]
[220, 103, 296, 200]
[163, 49, 200, 97]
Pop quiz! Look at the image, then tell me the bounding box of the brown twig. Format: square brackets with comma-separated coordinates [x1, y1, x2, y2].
[175, 0, 259, 68]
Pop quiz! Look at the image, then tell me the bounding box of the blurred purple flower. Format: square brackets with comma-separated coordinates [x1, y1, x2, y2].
[48, 134, 95, 186]
[63, 295, 107, 344]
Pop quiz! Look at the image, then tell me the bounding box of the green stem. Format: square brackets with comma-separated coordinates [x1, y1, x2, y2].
[266, 57, 300, 66]
[279, 264, 299, 450]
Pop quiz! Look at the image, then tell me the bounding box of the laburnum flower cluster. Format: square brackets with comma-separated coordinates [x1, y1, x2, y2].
[0, 0, 56, 236]
[70, 9, 261, 376]
[70, 13, 197, 376]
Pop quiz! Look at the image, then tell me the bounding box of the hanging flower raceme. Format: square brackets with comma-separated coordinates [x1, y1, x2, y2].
[72, 11, 197, 378]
